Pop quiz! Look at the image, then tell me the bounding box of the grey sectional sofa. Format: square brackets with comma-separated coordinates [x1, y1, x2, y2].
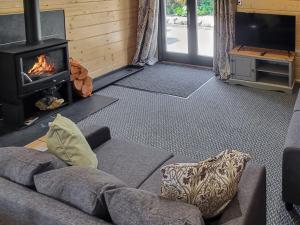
[283, 91, 300, 210]
[0, 126, 266, 225]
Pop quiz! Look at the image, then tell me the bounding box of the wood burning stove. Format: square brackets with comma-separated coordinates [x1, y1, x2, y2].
[0, 0, 72, 127]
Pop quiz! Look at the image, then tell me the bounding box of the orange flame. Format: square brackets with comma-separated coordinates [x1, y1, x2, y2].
[28, 54, 55, 76]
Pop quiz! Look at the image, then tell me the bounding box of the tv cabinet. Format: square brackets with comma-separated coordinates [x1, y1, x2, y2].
[229, 46, 295, 93]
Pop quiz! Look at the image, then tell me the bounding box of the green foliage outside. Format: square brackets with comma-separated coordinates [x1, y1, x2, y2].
[197, 0, 214, 16]
[166, 0, 213, 17]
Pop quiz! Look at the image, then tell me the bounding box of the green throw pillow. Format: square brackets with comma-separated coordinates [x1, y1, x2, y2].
[47, 114, 98, 168]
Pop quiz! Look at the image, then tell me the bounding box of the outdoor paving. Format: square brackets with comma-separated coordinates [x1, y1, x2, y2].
[165, 15, 214, 57]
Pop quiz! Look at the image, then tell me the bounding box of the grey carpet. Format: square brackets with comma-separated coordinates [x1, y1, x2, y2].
[0, 95, 118, 147]
[115, 63, 214, 98]
[78, 74, 298, 225]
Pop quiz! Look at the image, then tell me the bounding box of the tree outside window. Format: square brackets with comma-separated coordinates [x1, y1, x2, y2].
[166, 0, 213, 17]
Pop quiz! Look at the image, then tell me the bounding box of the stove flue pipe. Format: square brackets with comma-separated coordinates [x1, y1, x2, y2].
[23, 0, 42, 45]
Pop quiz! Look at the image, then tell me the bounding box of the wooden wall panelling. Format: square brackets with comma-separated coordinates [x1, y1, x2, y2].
[0, 0, 139, 79]
[238, 0, 300, 81]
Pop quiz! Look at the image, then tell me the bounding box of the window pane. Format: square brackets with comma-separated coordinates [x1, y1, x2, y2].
[197, 0, 214, 57]
[165, 0, 188, 54]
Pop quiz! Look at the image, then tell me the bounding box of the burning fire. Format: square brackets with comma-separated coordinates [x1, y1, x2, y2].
[28, 54, 55, 76]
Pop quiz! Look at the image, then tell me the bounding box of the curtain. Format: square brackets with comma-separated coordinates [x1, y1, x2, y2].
[213, 0, 236, 80]
[133, 0, 160, 66]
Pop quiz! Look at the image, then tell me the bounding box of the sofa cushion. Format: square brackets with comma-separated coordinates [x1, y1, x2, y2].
[0, 147, 66, 187]
[47, 114, 98, 168]
[105, 187, 205, 225]
[0, 177, 111, 225]
[160, 150, 251, 219]
[94, 138, 173, 188]
[34, 166, 126, 220]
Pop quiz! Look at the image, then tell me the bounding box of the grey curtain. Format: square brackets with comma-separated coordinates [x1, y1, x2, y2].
[133, 0, 160, 66]
[213, 0, 236, 80]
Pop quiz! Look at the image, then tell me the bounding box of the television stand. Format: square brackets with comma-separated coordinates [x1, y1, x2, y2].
[229, 46, 295, 94]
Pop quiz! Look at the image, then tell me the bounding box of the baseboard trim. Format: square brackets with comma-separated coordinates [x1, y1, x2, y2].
[92, 65, 144, 93]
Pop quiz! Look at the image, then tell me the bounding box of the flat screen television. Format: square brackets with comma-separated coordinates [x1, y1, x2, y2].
[235, 12, 296, 52]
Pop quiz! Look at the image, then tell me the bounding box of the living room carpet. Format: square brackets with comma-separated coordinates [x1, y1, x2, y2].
[78, 75, 298, 225]
[0, 95, 118, 147]
[114, 63, 214, 98]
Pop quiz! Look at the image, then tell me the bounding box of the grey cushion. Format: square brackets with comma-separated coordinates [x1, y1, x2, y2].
[0, 177, 111, 225]
[0, 147, 67, 186]
[140, 155, 195, 194]
[94, 138, 173, 188]
[104, 187, 205, 225]
[34, 166, 126, 220]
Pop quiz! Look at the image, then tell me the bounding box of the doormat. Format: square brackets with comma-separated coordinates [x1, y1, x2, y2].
[115, 63, 214, 98]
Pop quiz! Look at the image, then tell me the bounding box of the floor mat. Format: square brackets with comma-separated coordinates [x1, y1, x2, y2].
[115, 63, 214, 98]
[0, 95, 118, 147]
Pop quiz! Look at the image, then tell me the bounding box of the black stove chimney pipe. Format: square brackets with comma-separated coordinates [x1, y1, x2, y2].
[23, 0, 42, 45]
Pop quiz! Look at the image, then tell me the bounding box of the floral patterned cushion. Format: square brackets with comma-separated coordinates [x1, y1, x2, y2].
[160, 150, 251, 219]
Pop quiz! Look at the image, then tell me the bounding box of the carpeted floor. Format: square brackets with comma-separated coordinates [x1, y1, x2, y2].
[115, 63, 214, 98]
[78, 69, 299, 225]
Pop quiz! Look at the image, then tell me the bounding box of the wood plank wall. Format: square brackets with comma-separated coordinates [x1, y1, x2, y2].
[238, 0, 300, 80]
[0, 0, 139, 79]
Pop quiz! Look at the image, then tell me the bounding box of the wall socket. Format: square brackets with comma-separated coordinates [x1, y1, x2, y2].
[237, 0, 242, 5]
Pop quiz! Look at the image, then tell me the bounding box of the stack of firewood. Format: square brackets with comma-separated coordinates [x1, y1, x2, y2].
[69, 58, 93, 97]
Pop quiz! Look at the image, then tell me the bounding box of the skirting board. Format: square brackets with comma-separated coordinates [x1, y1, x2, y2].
[93, 65, 144, 92]
[229, 78, 294, 94]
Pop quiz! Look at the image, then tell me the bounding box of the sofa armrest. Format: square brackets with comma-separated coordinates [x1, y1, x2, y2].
[80, 126, 111, 149]
[217, 165, 266, 225]
[284, 111, 300, 150]
[282, 147, 300, 204]
[282, 111, 300, 204]
[293, 91, 300, 111]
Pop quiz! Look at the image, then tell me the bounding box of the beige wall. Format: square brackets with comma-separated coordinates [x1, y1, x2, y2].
[238, 0, 300, 80]
[0, 0, 138, 79]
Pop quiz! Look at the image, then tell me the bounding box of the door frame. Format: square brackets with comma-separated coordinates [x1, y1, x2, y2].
[158, 0, 213, 67]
